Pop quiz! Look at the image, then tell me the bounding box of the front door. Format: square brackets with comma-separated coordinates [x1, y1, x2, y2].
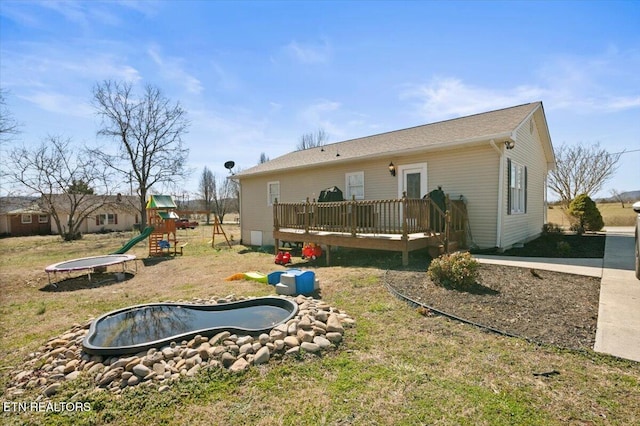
[398, 163, 428, 199]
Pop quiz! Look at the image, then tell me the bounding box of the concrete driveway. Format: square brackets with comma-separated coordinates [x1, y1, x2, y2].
[594, 227, 639, 362]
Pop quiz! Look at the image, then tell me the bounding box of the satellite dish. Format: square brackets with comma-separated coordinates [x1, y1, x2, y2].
[224, 161, 235, 170]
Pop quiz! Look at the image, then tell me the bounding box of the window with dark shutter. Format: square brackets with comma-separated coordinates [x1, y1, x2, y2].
[507, 158, 512, 215]
[508, 159, 526, 214]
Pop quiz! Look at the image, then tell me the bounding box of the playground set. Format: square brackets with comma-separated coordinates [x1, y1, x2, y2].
[43, 191, 322, 291]
[145, 195, 186, 256]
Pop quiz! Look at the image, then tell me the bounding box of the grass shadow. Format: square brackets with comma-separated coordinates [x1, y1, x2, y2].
[142, 257, 176, 267]
[40, 272, 135, 292]
[308, 247, 431, 272]
[471, 233, 605, 258]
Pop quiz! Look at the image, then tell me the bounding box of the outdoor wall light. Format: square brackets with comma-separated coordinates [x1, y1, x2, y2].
[388, 162, 396, 176]
[504, 140, 515, 150]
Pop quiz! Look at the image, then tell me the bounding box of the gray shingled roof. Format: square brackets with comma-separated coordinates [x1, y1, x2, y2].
[235, 102, 545, 178]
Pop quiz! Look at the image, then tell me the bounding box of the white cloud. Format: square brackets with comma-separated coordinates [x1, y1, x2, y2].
[148, 46, 203, 94]
[298, 99, 343, 137]
[401, 77, 544, 121]
[285, 39, 332, 64]
[403, 48, 640, 121]
[20, 91, 93, 118]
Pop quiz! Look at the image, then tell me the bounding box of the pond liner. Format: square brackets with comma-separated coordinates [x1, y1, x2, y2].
[82, 296, 298, 356]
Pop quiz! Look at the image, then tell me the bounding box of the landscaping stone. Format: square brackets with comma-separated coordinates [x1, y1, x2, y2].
[313, 336, 332, 349]
[132, 364, 151, 378]
[43, 383, 60, 397]
[5, 294, 354, 397]
[229, 358, 249, 373]
[221, 352, 236, 368]
[253, 346, 270, 365]
[300, 342, 321, 353]
[326, 314, 345, 333]
[284, 336, 300, 348]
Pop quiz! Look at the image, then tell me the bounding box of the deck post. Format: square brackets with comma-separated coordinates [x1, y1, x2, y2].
[401, 192, 409, 265]
[350, 195, 357, 236]
[402, 244, 409, 266]
[305, 197, 310, 234]
[273, 198, 279, 231]
[444, 194, 451, 252]
[401, 192, 408, 241]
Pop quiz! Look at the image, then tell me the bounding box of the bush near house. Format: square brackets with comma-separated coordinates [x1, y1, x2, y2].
[568, 194, 604, 233]
[427, 251, 480, 290]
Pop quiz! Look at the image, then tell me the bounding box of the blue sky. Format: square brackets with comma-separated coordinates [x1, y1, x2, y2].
[1, 0, 639, 199]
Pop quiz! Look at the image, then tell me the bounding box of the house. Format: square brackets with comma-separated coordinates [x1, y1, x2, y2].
[1, 194, 141, 237]
[48, 194, 140, 235]
[0, 197, 51, 236]
[233, 102, 555, 264]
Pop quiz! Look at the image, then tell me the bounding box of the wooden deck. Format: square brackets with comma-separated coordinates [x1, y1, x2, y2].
[273, 194, 467, 265]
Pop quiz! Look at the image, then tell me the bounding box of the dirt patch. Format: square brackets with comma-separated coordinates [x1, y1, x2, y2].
[384, 264, 601, 351]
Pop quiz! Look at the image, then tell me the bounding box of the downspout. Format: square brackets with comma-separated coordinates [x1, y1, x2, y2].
[489, 140, 503, 248]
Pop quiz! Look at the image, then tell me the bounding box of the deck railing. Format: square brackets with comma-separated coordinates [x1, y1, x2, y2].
[273, 194, 467, 244]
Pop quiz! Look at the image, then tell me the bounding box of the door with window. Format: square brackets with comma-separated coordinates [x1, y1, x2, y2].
[397, 163, 428, 228]
[398, 163, 427, 199]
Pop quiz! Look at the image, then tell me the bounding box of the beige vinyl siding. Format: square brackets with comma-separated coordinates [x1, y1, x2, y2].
[392, 144, 499, 248]
[49, 211, 138, 234]
[239, 159, 395, 245]
[501, 113, 548, 248]
[240, 144, 500, 248]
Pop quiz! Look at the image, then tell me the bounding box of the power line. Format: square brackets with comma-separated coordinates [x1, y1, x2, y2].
[608, 148, 640, 156]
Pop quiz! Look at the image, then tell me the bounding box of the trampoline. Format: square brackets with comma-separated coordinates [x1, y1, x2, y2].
[45, 254, 137, 286]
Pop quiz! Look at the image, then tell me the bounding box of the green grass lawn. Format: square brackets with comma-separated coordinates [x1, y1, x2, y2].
[1, 233, 639, 425]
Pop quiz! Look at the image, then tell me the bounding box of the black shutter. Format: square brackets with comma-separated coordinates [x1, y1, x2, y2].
[507, 158, 512, 215]
[524, 166, 528, 214]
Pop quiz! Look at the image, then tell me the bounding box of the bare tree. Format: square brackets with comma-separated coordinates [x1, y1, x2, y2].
[610, 189, 626, 208]
[211, 173, 238, 223]
[6, 136, 114, 240]
[548, 142, 622, 207]
[198, 166, 215, 224]
[296, 128, 328, 151]
[92, 80, 190, 229]
[0, 89, 21, 144]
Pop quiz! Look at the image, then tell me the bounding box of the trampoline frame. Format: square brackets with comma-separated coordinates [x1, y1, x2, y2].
[45, 254, 137, 286]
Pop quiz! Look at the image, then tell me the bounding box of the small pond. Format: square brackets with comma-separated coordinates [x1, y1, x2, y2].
[83, 297, 298, 355]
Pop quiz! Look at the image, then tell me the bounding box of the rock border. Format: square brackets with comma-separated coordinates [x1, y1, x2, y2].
[5, 294, 355, 398]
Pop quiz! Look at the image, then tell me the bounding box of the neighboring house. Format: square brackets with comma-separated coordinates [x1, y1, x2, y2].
[0, 197, 51, 236]
[48, 194, 140, 235]
[233, 102, 555, 261]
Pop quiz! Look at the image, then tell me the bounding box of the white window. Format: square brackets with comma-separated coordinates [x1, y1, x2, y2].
[345, 172, 364, 200]
[21, 214, 32, 224]
[96, 213, 117, 225]
[267, 181, 280, 206]
[38, 214, 48, 223]
[508, 159, 527, 214]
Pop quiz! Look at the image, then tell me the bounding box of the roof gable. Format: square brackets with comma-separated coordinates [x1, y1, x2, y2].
[236, 102, 552, 178]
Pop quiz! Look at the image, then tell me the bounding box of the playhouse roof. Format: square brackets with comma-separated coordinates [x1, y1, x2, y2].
[146, 195, 177, 209]
[157, 211, 180, 220]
